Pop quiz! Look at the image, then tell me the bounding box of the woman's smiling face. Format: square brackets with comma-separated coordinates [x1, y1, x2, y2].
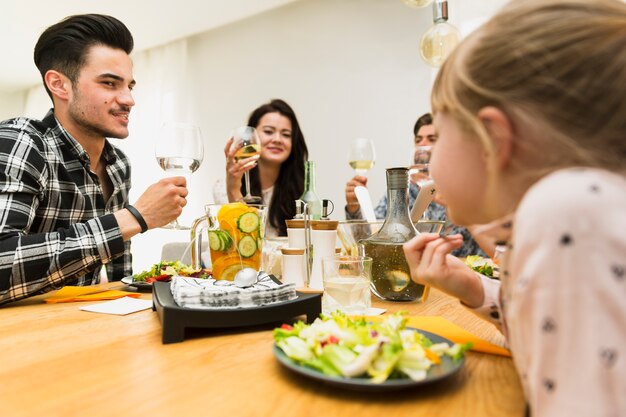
[257, 112, 293, 165]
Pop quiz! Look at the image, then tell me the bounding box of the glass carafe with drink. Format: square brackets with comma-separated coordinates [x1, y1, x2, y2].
[298, 160, 322, 220]
[359, 167, 428, 302]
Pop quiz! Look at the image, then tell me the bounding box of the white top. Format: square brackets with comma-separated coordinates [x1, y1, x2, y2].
[212, 178, 279, 238]
[470, 168, 626, 416]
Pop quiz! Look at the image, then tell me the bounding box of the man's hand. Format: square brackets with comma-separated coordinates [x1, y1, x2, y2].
[345, 175, 367, 214]
[115, 176, 188, 239]
[409, 165, 429, 185]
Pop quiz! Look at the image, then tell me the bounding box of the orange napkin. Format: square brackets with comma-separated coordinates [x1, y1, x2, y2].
[44, 286, 142, 304]
[365, 315, 511, 357]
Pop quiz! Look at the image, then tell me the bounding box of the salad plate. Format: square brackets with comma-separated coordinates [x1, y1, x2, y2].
[123, 261, 211, 291]
[121, 276, 154, 291]
[273, 328, 464, 392]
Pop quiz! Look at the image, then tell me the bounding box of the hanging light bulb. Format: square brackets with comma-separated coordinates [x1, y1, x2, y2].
[401, 0, 433, 8]
[419, 0, 461, 68]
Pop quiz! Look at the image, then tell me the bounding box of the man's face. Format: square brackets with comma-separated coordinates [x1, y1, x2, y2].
[414, 124, 437, 147]
[67, 44, 136, 140]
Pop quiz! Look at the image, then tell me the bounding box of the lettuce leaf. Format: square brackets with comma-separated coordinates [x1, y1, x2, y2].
[273, 312, 468, 383]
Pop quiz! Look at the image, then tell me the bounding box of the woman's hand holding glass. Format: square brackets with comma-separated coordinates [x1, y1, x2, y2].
[224, 126, 262, 204]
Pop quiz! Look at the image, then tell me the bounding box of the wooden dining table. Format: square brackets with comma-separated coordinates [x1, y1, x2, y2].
[0, 282, 525, 417]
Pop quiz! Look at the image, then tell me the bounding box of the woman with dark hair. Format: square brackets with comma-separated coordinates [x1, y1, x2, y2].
[214, 99, 309, 237]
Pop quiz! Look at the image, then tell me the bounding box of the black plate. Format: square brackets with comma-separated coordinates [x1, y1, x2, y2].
[151, 280, 322, 344]
[121, 276, 154, 291]
[274, 328, 464, 392]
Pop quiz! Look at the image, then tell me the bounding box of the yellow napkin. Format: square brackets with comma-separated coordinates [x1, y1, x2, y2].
[44, 286, 142, 304]
[365, 315, 511, 357]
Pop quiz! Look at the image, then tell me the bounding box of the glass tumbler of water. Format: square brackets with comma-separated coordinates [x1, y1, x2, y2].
[321, 255, 373, 315]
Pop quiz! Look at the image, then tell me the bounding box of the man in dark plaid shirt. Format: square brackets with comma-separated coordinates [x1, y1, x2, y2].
[0, 15, 188, 305]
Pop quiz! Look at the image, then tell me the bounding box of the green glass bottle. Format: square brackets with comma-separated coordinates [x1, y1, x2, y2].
[299, 161, 322, 220]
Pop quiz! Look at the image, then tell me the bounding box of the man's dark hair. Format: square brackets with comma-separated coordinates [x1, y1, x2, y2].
[413, 113, 433, 136]
[34, 14, 134, 99]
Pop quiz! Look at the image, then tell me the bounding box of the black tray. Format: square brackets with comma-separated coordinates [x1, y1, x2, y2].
[152, 280, 322, 344]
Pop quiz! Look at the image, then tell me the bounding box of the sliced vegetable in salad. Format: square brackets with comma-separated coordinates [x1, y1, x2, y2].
[464, 255, 494, 277]
[132, 260, 211, 283]
[273, 312, 470, 383]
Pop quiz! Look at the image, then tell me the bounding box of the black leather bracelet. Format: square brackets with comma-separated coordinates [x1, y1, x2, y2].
[126, 205, 148, 233]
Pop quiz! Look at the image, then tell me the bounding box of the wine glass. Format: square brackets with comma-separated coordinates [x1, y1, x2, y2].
[347, 138, 376, 176]
[231, 126, 263, 204]
[155, 122, 204, 229]
[409, 145, 433, 187]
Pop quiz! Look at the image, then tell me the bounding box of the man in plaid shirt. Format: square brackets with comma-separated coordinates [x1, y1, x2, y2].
[0, 14, 188, 305]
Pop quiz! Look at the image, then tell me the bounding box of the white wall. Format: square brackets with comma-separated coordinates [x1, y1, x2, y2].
[0, 91, 26, 121]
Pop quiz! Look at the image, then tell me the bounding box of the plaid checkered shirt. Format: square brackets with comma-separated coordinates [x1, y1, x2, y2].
[0, 110, 133, 305]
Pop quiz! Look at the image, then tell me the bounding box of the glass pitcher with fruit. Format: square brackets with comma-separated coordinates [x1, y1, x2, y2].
[191, 203, 267, 280]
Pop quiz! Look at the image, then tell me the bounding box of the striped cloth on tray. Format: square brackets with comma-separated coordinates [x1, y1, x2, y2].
[170, 273, 297, 309]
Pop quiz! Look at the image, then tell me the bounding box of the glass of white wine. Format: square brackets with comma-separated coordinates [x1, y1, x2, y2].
[231, 126, 263, 204]
[155, 122, 204, 229]
[347, 137, 376, 176]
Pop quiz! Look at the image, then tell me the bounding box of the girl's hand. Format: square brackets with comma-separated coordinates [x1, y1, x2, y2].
[403, 233, 485, 308]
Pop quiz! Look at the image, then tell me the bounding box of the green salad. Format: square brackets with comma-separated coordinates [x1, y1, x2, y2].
[132, 260, 210, 282]
[273, 312, 470, 383]
[464, 255, 494, 277]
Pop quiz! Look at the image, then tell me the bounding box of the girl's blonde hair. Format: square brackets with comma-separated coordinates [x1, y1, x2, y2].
[432, 0, 626, 213]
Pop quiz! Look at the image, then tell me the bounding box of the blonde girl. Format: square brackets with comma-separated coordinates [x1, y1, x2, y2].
[403, 0, 626, 415]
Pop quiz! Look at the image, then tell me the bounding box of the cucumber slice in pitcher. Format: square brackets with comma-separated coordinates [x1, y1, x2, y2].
[237, 212, 260, 233]
[208, 231, 223, 251]
[208, 230, 233, 251]
[219, 230, 233, 251]
[238, 235, 257, 258]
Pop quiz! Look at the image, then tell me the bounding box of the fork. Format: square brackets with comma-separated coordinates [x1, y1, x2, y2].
[438, 221, 457, 238]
